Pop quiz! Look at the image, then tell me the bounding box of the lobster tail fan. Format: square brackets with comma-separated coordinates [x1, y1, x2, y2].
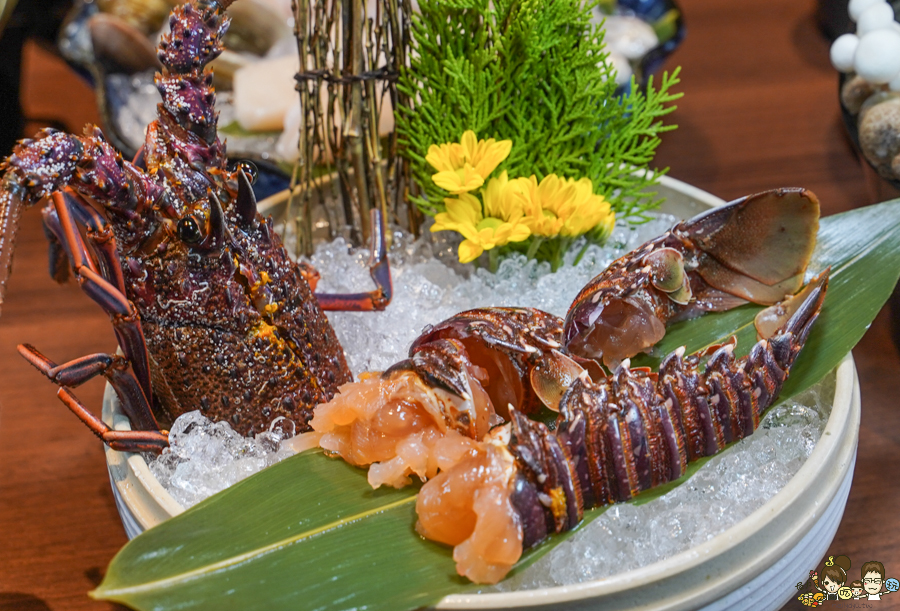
[754, 270, 828, 340]
[682, 188, 820, 305]
[760, 271, 829, 372]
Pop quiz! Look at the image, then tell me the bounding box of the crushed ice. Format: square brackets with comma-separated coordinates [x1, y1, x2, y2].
[148, 414, 296, 509]
[146, 215, 836, 586]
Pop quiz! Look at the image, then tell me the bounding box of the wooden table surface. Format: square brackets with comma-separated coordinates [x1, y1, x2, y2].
[1, 0, 898, 609]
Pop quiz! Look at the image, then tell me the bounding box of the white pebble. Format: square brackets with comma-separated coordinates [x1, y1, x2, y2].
[849, 0, 886, 22]
[606, 50, 634, 86]
[856, 1, 896, 35]
[855, 29, 900, 84]
[888, 71, 900, 91]
[830, 33, 860, 72]
[600, 15, 659, 60]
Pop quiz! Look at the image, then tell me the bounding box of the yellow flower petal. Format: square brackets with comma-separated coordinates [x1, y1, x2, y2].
[458, 239, 484, 263]
[507, 223, 531, 243]
[478, 226, 500, 249]
[559, 183, 613, 237]
[460, 131, 478, 158]
[482, 171, 527, 221]
[432, 164, 484, 194]
[426, 142, 465, 173]
[432, 193, 482, 238]
[430, 211, 458, 233]
[445, 193, 482, 225]
[433, 130, 513, 181]
[470, 138, 512, 179]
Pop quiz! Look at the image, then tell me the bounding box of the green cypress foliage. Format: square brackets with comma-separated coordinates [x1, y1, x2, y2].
[396, 0, 682, 221]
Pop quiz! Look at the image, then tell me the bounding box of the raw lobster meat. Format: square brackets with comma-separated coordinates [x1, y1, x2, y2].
[310, 189, 824, 583]
[0, 0, 391, 451]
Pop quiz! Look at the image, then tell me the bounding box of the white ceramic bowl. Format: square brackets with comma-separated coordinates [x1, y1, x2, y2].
[102, 176, 860, 610]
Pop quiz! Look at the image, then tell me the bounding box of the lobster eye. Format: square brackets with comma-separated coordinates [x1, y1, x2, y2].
[177, 216, 203, 244]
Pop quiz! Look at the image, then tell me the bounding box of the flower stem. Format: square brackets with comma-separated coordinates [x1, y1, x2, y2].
[489, 248, 499, 273]
[573, 242, 590, 266]
[550, 238, 569, 272]
[525, 236, 544, 260]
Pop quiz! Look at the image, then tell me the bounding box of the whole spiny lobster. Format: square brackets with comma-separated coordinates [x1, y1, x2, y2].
[0, 0, 391, 451]
[310, 189, 825, 583]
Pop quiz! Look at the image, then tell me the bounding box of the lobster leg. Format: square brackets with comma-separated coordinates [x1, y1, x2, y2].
[63, 191, 128, 296]
[18, 345, 161, 433]
[50, 192, 154, 406]
[44, 190, 130, 293]
[232, 166, 391, 311]
[57, 387, 168, 453]
[40, 205, 75, 284]
[22, 191, 164, 447]
[315, 209, 393, 312]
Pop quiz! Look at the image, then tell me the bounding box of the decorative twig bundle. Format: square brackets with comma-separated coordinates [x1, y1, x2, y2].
[288, 0, 414, 254]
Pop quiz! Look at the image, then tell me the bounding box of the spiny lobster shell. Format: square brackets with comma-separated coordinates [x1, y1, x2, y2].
[1, 0, 368, 444]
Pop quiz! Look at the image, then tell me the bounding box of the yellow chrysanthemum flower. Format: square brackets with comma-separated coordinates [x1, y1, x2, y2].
[425, 130, 513, 194]
[519, 174, 615, 238]
[425, 141, 466, 174]
[482, 171, 528, 219]
[430, 173, 531, 263]
[432, 164, 484, 194]
[458, 130, 512, 179]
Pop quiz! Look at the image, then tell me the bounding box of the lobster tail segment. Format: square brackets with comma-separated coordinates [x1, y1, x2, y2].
[755, 270, 829, 371]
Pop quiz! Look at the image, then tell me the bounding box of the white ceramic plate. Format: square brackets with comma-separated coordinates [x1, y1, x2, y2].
[102, 176, 859, 610]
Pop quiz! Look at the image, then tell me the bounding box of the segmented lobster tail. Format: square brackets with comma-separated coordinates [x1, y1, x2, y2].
[513, 271, 829, 550]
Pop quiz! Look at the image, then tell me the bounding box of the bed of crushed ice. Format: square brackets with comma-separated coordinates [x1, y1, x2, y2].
[146, 214, 834, 588]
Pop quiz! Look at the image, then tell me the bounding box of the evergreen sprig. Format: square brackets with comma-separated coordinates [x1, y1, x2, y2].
[396, 0, 682, 220]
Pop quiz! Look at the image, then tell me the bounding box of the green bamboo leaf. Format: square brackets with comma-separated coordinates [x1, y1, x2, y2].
[94, 199, 900, 611]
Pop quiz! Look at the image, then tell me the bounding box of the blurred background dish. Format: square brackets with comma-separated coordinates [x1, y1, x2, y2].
[53, 0, 685, 201]
[595, 0, 685, 92]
